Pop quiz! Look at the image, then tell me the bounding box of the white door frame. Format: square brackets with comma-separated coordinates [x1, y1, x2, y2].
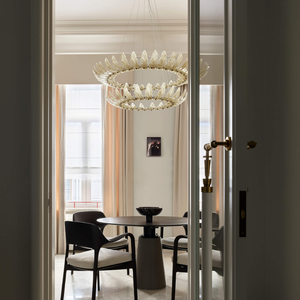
[30, 0, 55, 299]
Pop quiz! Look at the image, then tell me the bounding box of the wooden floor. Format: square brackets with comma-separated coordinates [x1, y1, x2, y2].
[55, 249, 224, 300]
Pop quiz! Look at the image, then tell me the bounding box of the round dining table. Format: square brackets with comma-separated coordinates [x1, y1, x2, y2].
[97, 216, 188, 290]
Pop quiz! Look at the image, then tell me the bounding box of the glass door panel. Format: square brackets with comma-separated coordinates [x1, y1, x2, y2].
[188, 0, 225, 299]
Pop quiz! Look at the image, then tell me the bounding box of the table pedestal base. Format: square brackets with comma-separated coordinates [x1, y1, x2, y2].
[136, 236, 166, 290]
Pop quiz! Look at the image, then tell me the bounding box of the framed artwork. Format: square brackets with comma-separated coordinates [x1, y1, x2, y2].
[147, 137, 161, 157]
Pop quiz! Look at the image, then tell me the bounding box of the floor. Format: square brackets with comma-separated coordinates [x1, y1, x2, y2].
[55, 249, 224, 300]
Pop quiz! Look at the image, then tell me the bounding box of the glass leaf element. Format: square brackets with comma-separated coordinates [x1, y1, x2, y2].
[158, 51, 167, 68]
[140, 50, 148, 68]
[149, 50, 159, 68]
[121, 53, 131, 70]
[105, 58, 115, 71]
[112, 56, 122, 70]
[165, 52, 177, 69]
[131, 52, 139, 69]
[145, 83, 153, 99]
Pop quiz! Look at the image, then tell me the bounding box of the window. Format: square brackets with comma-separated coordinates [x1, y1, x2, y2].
[65, 85, 103, 210]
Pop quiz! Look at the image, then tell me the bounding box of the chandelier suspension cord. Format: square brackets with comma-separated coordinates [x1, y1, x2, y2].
[132, 0, 141, 53]
[119, 0, 137, 54]
[148, 0, 169, 87]
[142, 0, 146, 86]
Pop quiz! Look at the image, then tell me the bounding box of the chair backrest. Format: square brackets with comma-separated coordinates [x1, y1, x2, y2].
[183, 211, 219, 235]
[212, 226, 224, 253]
[73, 211, 106, 231]
[65, 221, 109, 251]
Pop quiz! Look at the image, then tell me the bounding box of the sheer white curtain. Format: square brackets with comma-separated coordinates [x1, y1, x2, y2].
[55, 85, 66, 254]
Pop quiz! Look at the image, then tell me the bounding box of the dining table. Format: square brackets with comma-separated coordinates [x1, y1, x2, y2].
[97, 215, 188, 290]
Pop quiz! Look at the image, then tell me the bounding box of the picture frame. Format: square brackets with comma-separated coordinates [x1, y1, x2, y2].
[146, 137, 161, 157]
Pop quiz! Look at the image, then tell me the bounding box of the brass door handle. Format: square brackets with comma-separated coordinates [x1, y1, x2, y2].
[247, 141, 257, 149]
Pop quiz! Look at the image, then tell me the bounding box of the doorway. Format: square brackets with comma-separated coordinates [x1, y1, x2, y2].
[51, 1, 231, 300]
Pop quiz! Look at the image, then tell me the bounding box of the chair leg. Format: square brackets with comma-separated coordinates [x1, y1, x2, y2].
[97, 270, 100, 291]
[71, 246, 75, 275]
[132, 265, 138, 300]
[171, 268, 177, 300]
[126, 245, 130, 275]
[60, 264, 67, 300]
[92, 269, 97, 300]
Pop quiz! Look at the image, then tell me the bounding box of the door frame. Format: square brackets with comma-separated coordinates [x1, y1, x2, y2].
[30, 0, 55, 299]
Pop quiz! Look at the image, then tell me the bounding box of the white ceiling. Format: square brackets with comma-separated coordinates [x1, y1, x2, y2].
[55, 0, 224, 55]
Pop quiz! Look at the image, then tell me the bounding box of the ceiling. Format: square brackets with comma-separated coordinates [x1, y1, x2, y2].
[55, 0, 224, 55]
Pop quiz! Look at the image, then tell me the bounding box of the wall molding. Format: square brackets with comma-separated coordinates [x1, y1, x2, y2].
[55, 19, 224, 36]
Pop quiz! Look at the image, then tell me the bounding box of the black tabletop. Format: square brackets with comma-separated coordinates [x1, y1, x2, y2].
[97, 216, 189, 227]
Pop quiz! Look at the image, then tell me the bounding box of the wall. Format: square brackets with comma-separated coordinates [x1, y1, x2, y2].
[55, 54, 133, 84]
[0, 0, 31, 299]
[55, 54, 223, 85]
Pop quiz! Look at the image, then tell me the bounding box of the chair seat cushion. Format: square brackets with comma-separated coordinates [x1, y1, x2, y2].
[102, 237, 128, 248]
[162, 237, 189, 248]
[173, 249, 222, 269]
[67, 248, 132, 270]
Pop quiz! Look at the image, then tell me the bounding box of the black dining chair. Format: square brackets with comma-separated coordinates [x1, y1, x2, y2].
[171, 226, 224, 300]
[160, 211, 219, 251]
[60, 221, 138, 300]
[72, 211, 129, 251]
[72, 211, 130, 275]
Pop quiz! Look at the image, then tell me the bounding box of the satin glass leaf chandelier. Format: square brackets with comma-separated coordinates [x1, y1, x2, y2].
[93, 0, 209, 111]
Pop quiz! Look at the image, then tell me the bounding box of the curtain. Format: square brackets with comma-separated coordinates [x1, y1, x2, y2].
[172, 85, 189, 236]
[55, 85, 66, 254]
[210, 86, 224, 227]
[102, 86, 134, 237]
[172, 85, 224, 236]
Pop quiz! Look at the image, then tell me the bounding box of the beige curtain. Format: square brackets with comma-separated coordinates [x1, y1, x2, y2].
[55, 85, 66, 254]
[172, 85, 189, 236]
[172, 85, 224, 235]
[102, 87, 134, 237]
[211, 86, 224, 227]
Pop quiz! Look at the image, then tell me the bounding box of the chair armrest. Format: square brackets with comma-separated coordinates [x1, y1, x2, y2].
[107, 233, 129, 243]
[174, 235, 188, 248]
[173, 235, 188, 263]
[107, 232, 135, 255]
[106, 232, 136, 261]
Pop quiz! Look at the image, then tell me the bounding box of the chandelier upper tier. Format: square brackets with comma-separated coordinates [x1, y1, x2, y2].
[93, 50, 209, 111]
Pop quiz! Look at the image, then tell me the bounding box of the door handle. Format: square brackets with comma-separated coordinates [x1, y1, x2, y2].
[247, 141, 257, 149]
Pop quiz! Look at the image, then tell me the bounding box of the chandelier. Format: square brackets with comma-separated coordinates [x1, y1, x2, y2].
[92, 1, 209, 111]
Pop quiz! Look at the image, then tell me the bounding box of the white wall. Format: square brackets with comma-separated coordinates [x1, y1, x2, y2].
[55, 54, 133, 84]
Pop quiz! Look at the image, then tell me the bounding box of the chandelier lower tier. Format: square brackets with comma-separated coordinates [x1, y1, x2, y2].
[107, 83, 188, 111]
[93, 50, 209, 111]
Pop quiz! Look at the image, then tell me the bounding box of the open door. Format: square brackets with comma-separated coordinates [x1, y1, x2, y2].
[187, 0, 233, 299]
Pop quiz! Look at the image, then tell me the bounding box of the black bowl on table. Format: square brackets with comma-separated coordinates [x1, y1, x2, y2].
[136, 207, 163, 223]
